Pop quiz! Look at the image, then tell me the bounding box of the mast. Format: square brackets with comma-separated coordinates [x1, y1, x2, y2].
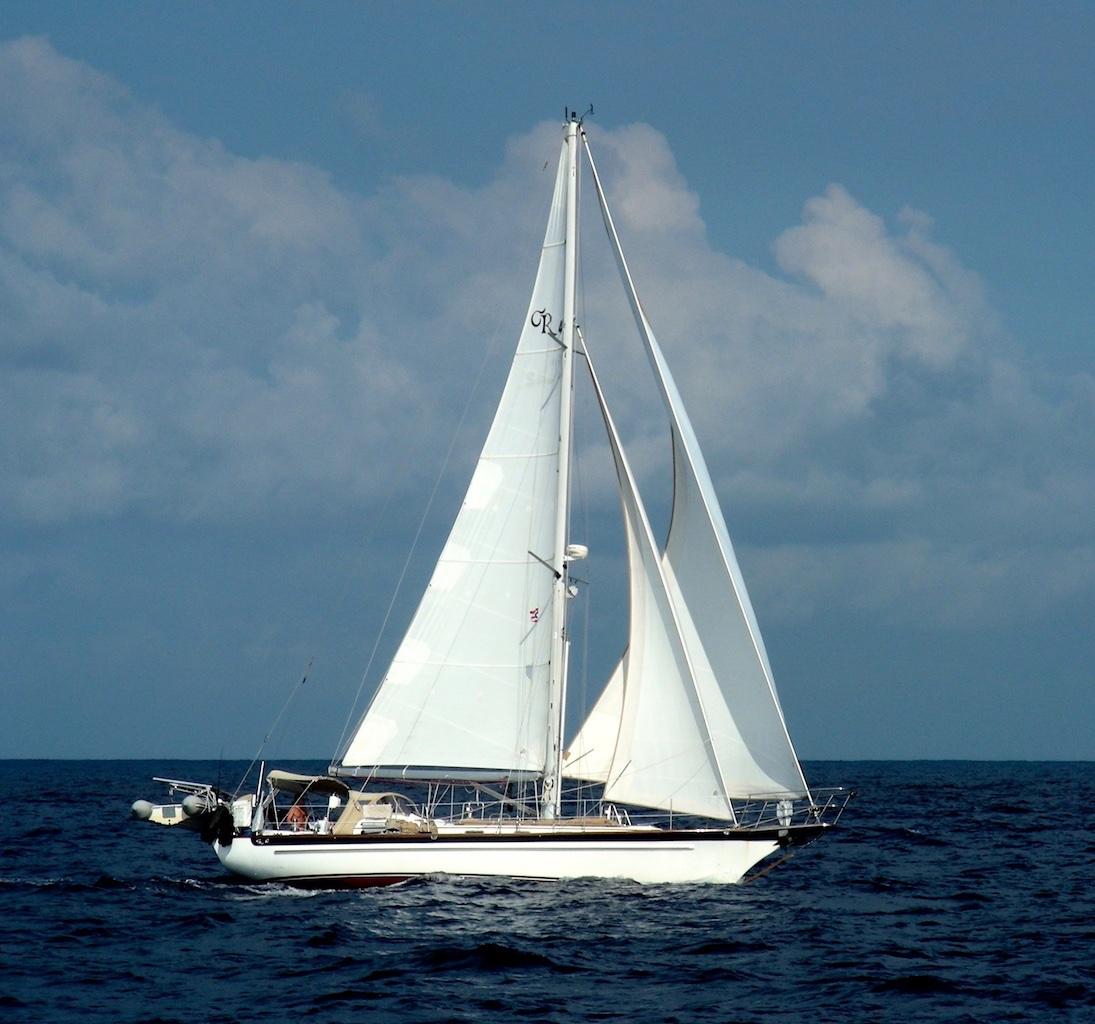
[541, 113, 580, 819]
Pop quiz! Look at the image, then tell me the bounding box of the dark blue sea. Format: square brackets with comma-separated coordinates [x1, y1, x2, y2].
[1, 760, 1091, 1023]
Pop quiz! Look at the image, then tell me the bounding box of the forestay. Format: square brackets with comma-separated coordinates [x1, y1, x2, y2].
[337, 145, 570, 780]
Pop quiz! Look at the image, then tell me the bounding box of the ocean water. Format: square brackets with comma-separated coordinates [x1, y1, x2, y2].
[1, 759, 1091, 1023]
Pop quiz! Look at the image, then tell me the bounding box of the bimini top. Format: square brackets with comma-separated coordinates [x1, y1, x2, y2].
[266, 770, 350, 798]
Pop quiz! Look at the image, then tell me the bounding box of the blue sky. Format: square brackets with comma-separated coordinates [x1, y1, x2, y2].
[1, 2, 1092, 761]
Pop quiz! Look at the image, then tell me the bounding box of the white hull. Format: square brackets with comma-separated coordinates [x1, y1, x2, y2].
[212, 828, 812, 887]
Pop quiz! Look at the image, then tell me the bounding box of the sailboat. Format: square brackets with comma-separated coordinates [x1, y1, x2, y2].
[133, 113, 851, 886]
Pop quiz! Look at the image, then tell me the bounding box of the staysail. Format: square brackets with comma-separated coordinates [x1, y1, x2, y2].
[336, 143, 571, 781]
[579, 342, 735, 820]
[566, 134, 809, 803]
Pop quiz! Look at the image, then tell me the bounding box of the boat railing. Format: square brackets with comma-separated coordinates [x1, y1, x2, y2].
[549, 788, 854, 833]
[727, 787, 854, 830]
[248, 783, 853, 835]
[557, 780, 854, 832]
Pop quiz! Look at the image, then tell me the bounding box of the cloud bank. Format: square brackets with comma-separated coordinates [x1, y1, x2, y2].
[2, 37, 1090, 630]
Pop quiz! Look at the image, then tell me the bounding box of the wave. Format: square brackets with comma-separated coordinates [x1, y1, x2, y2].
[416, 942, 580, 974]
[685, 938, 776, 955]
[872, 974, 965, 995]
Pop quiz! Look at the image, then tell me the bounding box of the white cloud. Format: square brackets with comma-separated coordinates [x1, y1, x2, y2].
[1, 37, 1090, 628]
[774, 184, 982, 367]
[0, 37, 426, 522]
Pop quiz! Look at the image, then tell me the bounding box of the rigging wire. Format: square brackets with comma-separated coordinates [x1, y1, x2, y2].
[230, 374, 407, 797]
[566, 378, 595, 817]
[233, 659, 312, 797]
[330, 156, 555, 775]
[572, 238, 593, 748]
[330, 319, 506, 765]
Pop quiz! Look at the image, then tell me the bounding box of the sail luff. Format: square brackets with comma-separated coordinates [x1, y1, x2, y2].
[581, 130, 810, 800]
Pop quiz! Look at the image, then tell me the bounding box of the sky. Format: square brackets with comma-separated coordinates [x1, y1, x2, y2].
[1, 2, 1092, 762]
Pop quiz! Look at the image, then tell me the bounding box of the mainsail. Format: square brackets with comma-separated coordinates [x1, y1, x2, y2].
[337, 144, 571, 781]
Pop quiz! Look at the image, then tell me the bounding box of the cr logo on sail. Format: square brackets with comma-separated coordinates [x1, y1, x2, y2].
[530, 308, 554, 334]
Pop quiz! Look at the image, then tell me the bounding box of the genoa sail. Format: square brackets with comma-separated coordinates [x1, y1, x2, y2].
[565, 138, 809, 804]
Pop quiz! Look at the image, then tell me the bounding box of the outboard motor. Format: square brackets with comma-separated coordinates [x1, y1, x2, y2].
[200, 805, 235, 847]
